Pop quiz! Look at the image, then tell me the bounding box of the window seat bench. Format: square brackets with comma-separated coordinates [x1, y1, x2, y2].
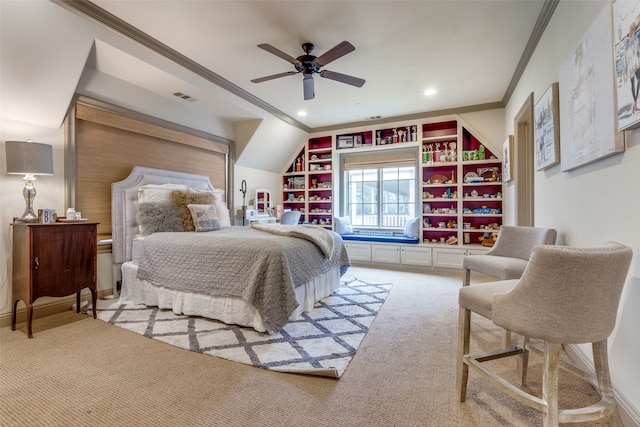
[339, 234, 489, 269]
[340, 234, 420, 244]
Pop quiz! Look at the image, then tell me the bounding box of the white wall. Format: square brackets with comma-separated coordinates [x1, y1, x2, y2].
[233, 165, 283, 221]
[0, 119, 67, 314]
[505, 0, 640, 421]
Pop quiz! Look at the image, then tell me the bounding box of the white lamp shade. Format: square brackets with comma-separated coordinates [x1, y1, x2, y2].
[5, 141, 54, 175]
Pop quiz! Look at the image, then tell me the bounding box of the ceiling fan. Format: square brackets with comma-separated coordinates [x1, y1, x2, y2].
[251, 41, 365, 100]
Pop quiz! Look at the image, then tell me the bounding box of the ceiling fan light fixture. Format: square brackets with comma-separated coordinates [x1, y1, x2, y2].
[252, 41, 365, 100]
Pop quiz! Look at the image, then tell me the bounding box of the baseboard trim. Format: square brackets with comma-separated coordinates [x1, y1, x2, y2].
[565, 344, 640, 427]
[0, 289, 114, 329]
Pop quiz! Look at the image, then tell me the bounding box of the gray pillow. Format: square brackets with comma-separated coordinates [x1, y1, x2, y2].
[137, 202, 183, 236]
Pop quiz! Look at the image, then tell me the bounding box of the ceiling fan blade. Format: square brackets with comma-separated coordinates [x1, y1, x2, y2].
[303, 74, 315, 100]
[315, 41, 355, 66]
[320, 70, 365, 88]
[257, 43, 301, 66]
[251, 71, 298, 83]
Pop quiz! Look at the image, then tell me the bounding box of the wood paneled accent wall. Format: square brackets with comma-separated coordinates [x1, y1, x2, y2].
[69, 100, 231, 241]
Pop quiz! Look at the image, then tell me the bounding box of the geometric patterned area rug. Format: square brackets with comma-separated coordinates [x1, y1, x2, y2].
[82, 278, 391, 378]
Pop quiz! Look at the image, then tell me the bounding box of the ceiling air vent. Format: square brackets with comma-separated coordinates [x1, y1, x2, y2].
[172, 92, 196, 102]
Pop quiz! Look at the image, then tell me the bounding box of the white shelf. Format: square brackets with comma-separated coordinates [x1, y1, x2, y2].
[462, 159, 501, 165]
[462, 181, 502, 186]
[422, 135, 457, 143]
[422, 183, 457, 187]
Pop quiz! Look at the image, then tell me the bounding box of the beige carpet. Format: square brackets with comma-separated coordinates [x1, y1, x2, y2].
[0, 266, 616, 426]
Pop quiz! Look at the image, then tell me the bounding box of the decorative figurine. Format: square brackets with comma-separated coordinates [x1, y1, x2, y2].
[398, 129, 406, 142]
[449, 142, 457, 161]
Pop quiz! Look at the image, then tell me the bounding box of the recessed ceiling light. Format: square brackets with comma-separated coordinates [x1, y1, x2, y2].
[424, 88, 437, 96]
[297, 111, 307, 117]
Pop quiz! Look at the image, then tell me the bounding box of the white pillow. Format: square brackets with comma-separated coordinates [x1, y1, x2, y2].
[334, 217, 353, 235]
[404, 217, 420, 238]
[138, 183, 188, 204]
[211, 189, 231, 227]
[187, 204, 221, 232]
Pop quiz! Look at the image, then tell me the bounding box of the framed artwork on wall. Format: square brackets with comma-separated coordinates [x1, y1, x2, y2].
[559, 3, 624, 171]
[502, 135, 513, 182]
[534, 82, 560, 171]
[613, 0, 640, 131]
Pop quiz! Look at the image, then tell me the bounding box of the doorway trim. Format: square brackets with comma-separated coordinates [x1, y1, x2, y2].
[513, 93, 535, 226]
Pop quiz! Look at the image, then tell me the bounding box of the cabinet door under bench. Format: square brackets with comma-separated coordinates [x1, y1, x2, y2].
[12, 222, 98, 338]
[344, 242, 372, 262]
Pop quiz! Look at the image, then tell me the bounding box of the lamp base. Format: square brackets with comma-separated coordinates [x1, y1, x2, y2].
[18, 174, 39, 223]
[16, 213, 39, 223]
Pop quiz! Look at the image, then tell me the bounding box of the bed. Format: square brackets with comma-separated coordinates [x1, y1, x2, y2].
[112, 166, 350, 333]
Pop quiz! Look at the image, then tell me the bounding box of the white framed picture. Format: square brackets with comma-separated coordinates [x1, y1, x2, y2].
[502, 135, 513, 182]
[534, 83, 560, 171]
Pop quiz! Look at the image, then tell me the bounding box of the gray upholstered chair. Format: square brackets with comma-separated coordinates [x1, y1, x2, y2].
[279, 210, 301, 225]
[463, 225, 557, 287]
[457, 242, 633, 427]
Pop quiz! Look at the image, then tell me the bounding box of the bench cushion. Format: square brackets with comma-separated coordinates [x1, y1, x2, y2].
[341, 234, 420, 244]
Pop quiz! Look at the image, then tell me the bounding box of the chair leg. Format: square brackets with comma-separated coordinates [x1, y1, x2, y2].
[463, 268, 471, 286]
[592, 340, 624, 426]
[456, 307, 471, 402]
[542, 342, 561, 427]
[502, 330, 513, 348]
[516, 335, 529, 386]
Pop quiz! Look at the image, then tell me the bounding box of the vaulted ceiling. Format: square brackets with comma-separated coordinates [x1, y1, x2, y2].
[2, 0, 555, 173]
[63, 0, 552, 129]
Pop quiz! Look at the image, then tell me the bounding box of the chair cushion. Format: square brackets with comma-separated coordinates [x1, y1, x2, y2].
[463, 255, 528, 280]
[459, 280, 519, 320]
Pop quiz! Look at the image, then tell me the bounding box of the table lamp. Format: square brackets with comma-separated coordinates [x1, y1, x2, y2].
[5, 141, 54, 222]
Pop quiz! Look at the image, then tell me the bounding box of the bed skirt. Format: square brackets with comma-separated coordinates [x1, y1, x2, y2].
[119, 261, 341, 333]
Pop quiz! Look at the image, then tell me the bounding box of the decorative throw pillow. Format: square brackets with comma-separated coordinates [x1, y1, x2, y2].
[187, 204, 221, 232]
[188, 187, 231, 227]
[404, 217, 420, 238]
[137, 202, 183, 236]
[170, 190, 215, 231]
[334, 216, 353, 235]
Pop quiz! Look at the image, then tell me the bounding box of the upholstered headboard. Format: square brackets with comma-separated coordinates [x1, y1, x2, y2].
[111, 166, 216, 294]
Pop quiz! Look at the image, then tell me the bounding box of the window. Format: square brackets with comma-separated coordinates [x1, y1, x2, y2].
[343, 149, 417, 229]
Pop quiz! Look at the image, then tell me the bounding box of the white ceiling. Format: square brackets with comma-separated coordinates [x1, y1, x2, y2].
[78, 0, 548, 131]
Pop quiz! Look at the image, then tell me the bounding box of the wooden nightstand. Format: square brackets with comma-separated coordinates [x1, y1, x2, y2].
[12, 222, 98, 338]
